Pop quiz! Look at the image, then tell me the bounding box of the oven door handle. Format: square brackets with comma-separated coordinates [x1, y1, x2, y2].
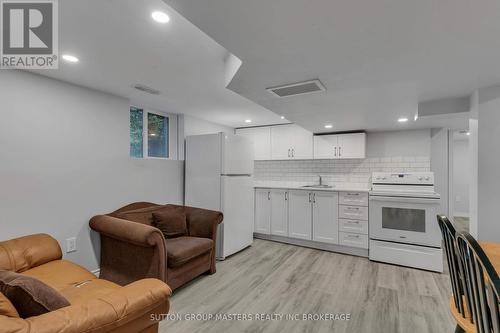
[369, 196, 440, 205]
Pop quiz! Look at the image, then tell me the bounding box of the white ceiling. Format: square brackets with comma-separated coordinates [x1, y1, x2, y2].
[30, 0, 287, 128]
[165, 0, 500, 132]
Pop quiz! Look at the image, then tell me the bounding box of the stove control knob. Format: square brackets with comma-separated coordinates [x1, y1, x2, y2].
[418, 177, 423, 181]
[425, 177, 430, 181]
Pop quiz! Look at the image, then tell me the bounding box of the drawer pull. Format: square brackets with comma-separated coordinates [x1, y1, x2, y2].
[347, 234, 360, 239]
[347, 193, 360, 196]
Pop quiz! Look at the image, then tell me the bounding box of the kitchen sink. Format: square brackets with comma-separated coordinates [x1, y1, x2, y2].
[301, 184, 334, 189]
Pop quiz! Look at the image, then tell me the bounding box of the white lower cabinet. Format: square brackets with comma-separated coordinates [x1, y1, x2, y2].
[255, 188, 368, 254]
[270, 189, 289, 236]
[339, 232, 369, 249]
[288, 190, 313, 240]
[312, 191, 339, 244]
[254, 189, 271, 234]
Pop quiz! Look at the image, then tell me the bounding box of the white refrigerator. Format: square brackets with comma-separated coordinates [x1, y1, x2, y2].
[185, 133, 254, 260]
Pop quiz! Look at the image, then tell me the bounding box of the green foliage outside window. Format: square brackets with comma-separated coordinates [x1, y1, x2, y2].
[130, 107, 143, 158]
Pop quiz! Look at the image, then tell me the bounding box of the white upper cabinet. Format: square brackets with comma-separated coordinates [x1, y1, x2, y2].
[337, 133, 366, 159]
[313, 133, 366, 159]
[270, 125, 295, 159]
[313, 135, 338, 159]
[291, 125, 314, 159]
[235, 127, 272, 160]
[271, 124, 313, 160]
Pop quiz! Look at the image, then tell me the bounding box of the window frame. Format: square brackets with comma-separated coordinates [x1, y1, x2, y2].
[130, 106, 175, 160]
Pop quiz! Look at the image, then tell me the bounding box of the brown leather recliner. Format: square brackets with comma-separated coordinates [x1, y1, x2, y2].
[0, 234, 171, 333]
[89, 202, 223, 291]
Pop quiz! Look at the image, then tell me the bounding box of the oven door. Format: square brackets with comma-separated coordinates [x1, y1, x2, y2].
[369, 195, 441, 247]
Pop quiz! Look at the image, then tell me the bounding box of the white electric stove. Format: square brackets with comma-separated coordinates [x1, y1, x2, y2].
[369, 172, 443, 272]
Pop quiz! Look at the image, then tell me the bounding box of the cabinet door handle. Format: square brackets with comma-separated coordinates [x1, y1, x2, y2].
[285, 192, 288, 201]
[334, 147, 337, 157]
[287, 149, 290, 158]
[313, 193, 316, 203]
[268, 192, 271, 200]
[308, 193, 311, 202]
[291, 148, 295, 158]
[339, 147, 342, 157]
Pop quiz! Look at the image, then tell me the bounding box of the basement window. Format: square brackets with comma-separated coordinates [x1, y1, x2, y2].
[129, 106, 170, 159]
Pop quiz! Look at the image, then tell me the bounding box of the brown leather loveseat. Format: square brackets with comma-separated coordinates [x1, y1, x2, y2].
[0, 234, 171, 333]
[90, 202, 223, 290]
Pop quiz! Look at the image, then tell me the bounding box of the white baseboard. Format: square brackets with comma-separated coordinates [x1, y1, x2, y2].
[454, 212, 470, 218]
[91, 268, 100, 277]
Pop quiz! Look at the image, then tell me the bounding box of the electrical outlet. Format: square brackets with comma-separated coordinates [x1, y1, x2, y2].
[66, 237, 76, 253]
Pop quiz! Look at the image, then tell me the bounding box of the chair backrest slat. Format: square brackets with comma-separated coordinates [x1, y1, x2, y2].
[437, 215, 466, 316]
[457, 232, 500, 333]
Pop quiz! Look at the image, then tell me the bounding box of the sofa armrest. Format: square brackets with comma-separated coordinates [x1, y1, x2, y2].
[89, 215, 167, 285]
[0, 234, 62, 273]
[1, 279, 171, 333]
[89, 215, 164, 248]
[181, 206, 223, 240]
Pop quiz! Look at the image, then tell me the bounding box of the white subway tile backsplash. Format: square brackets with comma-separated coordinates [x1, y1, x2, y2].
[254, 156, 431, 187]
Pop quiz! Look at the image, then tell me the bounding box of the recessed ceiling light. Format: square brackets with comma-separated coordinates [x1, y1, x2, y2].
[398, 118, 408, 123]
[152, 11, 170, 23]
[281, 116, 285, 119]
[466, 132, 471, 136]
[324, 124, 333, 129]
[62, 54, 79, 63]
[245, 119, 252, 123]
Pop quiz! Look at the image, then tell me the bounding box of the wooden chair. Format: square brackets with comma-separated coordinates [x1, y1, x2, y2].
[437, 215, 475, 333]
[456, 232, 500, 333]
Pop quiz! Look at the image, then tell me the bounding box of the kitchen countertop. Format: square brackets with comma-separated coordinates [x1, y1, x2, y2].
[254, 182, 370, 193]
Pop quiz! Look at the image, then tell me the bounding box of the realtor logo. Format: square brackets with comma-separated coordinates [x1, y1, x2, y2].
[1, 0, 58, 69]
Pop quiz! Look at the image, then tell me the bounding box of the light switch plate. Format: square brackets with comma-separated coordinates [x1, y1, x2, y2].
[66, 237, 76, 253]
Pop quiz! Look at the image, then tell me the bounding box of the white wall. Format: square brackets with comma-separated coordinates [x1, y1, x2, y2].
[452, 138, 470, 216]
[0, 71, 184, 271]
[366, 129, 431, 157]
[431, 128, 449, 217]
[184, 114, 234, 137]
[476, 85, 500, 242]
[469, 91, 479, 237]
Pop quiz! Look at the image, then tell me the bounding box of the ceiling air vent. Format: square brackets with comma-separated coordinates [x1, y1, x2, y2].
[266, 79, 326, 97]
[133, 84, 160, 95]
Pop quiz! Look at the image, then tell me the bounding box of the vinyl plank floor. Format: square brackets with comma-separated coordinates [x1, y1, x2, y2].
[159, 239, 455, 333]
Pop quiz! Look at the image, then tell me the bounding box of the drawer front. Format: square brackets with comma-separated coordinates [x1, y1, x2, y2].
[339, 232, 368, 249]
[339, 205, 368, 220]
[339, 218, 368, 235]
[339, 192, 368, 206]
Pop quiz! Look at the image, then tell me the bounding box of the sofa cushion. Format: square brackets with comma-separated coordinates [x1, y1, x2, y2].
[0, 270, 70, 318]
[21, 259, 97, 292]
[115, 205, 168, 226]
[166, 237, 213, 268]
[0, 292, 19, 317]
[0, 234, 62, 273]
[152, 208, 188, 238]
